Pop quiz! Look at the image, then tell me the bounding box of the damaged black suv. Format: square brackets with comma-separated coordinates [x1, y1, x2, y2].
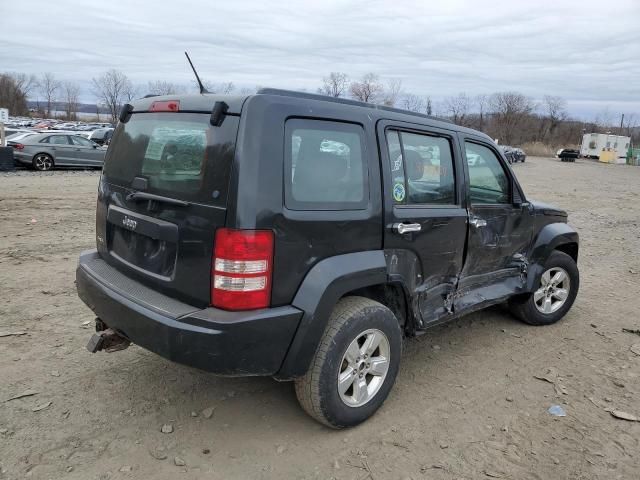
[76, 89, 579, 428]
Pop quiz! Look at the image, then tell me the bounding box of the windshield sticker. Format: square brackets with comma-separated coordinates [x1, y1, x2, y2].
[393, 182, 406, 202]
[144, 139, 164, 161]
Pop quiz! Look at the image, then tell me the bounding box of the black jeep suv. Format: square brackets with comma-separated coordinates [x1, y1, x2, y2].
[76, 89, 579, 428]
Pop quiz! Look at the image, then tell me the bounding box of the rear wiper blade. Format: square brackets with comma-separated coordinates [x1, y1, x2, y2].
[126, 191, 190, 207]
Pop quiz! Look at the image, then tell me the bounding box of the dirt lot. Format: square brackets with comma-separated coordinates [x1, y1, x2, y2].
[1, 157, 639, 480]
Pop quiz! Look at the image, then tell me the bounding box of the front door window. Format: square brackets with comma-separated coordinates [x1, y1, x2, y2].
[465, 142, 510, 204]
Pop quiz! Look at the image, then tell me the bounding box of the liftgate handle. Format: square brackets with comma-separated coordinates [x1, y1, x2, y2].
[393, 222, 422, 234]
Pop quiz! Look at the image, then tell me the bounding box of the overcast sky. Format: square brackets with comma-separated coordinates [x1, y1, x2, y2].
[1, 0, 639, 120]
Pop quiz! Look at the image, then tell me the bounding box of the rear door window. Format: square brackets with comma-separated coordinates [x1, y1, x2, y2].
[386, 129, 456, 205]
[46, 135, 70, 145]
[103, 113, 238, 205]
[285, 119, 368, 210]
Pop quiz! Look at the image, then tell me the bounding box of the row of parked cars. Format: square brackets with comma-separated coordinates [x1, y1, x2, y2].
[4, 116, 113, 131]
[3, 117, 115, 171]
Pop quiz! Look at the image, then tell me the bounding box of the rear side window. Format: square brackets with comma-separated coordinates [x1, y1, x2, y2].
[103, 113, 237, 205]
[285, 119, 367, 210]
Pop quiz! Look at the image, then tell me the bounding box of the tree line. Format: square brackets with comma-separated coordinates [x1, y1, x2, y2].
[1, 69, 637, 148]
[318, 72, 638, 147]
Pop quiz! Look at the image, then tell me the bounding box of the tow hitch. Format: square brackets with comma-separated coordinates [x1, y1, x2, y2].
[86, 319, 131, 353]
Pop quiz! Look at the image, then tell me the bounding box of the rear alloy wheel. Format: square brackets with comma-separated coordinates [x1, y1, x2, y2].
[510, 251, 579, 325]
[33, 154, 54, 171]
[295, 296, 402, 428]
[337, 328, 390, 407]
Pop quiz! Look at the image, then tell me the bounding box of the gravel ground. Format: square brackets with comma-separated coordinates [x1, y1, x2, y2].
[0, 157, 639, 480]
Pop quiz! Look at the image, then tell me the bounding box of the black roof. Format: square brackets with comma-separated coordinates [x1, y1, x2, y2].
[257, 88, 452, 124]
[254, 88, 490, 140]
[128, 88, 491, 141]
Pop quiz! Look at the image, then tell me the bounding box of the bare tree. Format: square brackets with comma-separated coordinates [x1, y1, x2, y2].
[62, 81, 81, 120]
[125, 82, 139, 102]
[382, 79, 403, 106]
[476, 94, 489, 130]
[489, 92, 535, 144]
[318, 72, 349, 97]
[147, 80, 184, 96]
[426, 97, 432, 116]
[239, 86, 259, 95]
[0, 73, 31, 115]
[401, 93, 427, 113]
[443, 93, 471, 126]
[594, 107, 614, 130]
[11, 73, 37, 99]
[202, 81, 235, 94]
[350, 73, 384, 103]
[622, 113, 637, 137]
[39, 72, 61, 117]
[541, 95, 568, 142]
[543, 95, 567, 123]
[92, 69, 134, 124]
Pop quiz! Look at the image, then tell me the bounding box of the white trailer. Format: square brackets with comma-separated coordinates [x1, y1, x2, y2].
[580, 133, 630, 159]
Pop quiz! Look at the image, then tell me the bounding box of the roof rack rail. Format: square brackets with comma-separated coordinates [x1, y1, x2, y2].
[256, 88, 451, 124]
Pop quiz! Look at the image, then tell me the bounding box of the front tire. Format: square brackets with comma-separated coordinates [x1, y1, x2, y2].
[294, 296, 402, 428]
[510, 251, 579, 325]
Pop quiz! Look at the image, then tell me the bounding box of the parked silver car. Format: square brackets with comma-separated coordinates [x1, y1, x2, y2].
[12, 133, 107, 171]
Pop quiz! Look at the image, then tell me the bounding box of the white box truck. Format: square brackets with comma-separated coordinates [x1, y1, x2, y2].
[580, 133, 630, 159]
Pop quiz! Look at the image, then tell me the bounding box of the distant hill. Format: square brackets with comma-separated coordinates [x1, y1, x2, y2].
[27, 101, 110, 115]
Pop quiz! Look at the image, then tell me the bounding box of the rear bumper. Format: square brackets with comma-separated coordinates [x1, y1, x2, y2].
[13, 151, 31, 165]
[76, 250, 303, 376]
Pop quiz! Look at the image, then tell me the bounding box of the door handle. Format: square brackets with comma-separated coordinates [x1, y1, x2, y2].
[393, 222, 421, 234]
[469, 217, 487, 228]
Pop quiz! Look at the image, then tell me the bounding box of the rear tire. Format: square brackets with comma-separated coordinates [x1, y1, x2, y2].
[294, 296, 402, 428]
[509, 251, 579, 325]
[32, 153, 54, 171]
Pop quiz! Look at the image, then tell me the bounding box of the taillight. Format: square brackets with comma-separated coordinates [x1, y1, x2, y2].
[212, 228, 274, 311]
[14, 143, 24, 150]
[149, 100, 180, 112]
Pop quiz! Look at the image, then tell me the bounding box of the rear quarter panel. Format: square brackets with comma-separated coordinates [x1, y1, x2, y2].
[232, 95, 383, 306]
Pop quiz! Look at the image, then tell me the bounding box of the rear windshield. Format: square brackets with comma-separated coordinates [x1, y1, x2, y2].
[103, 112, 238, 205]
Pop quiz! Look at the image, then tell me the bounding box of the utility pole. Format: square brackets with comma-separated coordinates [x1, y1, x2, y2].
[620, 113, 624, 134]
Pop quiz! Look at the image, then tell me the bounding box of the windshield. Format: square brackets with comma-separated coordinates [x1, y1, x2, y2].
[103, 113, 238, 205]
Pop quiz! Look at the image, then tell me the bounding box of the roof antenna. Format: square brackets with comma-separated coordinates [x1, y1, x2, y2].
[184, 51, 209, 94]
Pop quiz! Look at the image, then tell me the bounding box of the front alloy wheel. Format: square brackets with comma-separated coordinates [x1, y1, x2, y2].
[510, 250, 579, 326]
[533, 267, 570, 314]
